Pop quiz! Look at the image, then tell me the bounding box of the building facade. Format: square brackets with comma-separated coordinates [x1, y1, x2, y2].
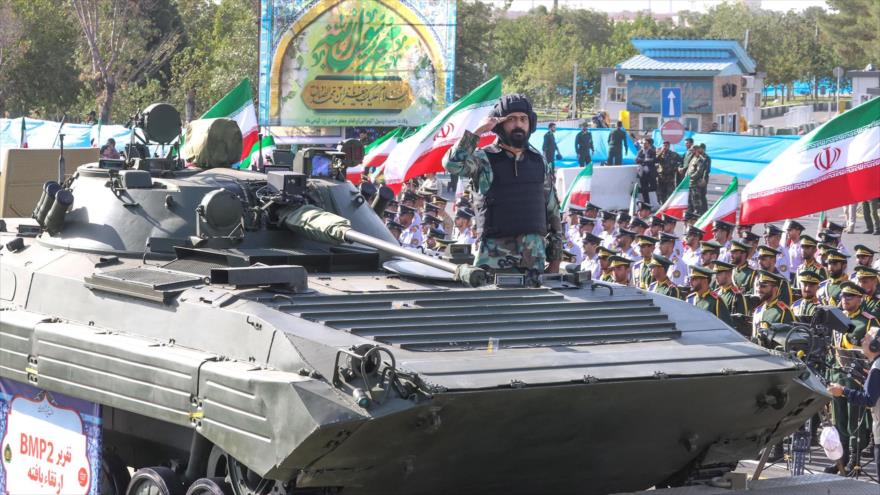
[598, 39, 763, 134]
[848, 65, 880, 106]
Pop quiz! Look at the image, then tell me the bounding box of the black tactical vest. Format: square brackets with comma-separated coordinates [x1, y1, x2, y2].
[476, 148, 547, 239]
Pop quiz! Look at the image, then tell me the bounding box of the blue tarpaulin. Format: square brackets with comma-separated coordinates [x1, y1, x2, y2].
[530, 127, 639, 167]
[0, 117, 133, 152]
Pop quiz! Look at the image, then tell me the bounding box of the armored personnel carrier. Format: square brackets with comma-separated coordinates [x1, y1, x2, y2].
[0, 104, 829, 495]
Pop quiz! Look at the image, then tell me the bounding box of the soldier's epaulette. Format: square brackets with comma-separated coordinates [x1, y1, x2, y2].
[865, 312, 877, 320]
[709, 290, 719, 298]
[777, 301, 790, 310]
[730, 286, 741, 294]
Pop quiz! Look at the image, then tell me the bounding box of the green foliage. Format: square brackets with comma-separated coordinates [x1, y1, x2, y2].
[820, 0, 880, 70]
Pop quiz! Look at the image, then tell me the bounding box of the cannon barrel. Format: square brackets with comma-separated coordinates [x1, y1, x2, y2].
[279, 205, 486, 287]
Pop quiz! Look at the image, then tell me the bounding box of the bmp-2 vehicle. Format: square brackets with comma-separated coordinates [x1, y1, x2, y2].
[0, 104, 828, 495]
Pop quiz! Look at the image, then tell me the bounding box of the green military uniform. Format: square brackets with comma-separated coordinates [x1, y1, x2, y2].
[631, 235, 658, 289]
[756, 245, 793, 305]
[685, 146, 710, 215]
[818, 249, 850, 306]
[444, 127, 563, 276]
[751, 270, 795, 338]
[647, 255, 682, 299]
[792, 269, 823, 320]
[795, 259, 828, 288]
[730, 241, 756, 294]
[686, 266, 732, 326]
[831, 282, 878, 470]
[854, 266, 880, 318]
[599, 271, 614, 283]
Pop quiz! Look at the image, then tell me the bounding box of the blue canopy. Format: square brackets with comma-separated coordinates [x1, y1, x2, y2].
[530, 127, 639, 168]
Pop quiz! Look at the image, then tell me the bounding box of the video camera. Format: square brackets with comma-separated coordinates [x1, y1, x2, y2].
[754, 306, 854, 374]
[293, 139, 364, 181]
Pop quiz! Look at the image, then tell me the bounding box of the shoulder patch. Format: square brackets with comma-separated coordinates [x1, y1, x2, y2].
[777, 301, 790, 310]
[865, 312, 877, 320]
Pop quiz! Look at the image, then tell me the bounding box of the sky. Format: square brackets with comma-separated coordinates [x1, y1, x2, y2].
[496, 0, 829, 13]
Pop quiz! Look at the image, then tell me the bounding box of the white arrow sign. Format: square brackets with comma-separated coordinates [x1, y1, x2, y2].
[666, 91, 676, 116]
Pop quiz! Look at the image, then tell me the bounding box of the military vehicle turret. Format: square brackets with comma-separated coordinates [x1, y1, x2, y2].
[0, 104, 829, 495]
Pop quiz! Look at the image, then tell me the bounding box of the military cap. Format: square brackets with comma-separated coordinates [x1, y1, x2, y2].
[649, 254, 673, 268]
[686, 226, 705, 238]
[785, 220, 805, 231]
[584, 202, 601, 212]
[582, 233, 603, 245]
[435, 238, 456, 247]
[402, 191, 418, 202]
[428, 228, 445, 240]
[386, 220, 404, 231]
[690, 265, 714, 279]
[636, 201, 652, 212]
[817, 242, 834, 253]
[562, 249, 577, 260]
[650, 216, 664, 227]
[701, 240, 723, 253]
[425, 202, 440, 214]
[636, 235, 659, 246]
[433, 196, 448, 205]
[579, 216, 596, 226]
[855, 244, 878, 257]
[825, 249, 849, 262]
[455, 208, 474, 220]
[601, 210, 617, 221]
[616, 211, 631, 223]
[399, 204, 416, 215]
[855, 266, 880, 280]
[730, 240, 750, 252]
[757, 269, 785, 285]
[597, 246, 616, 258]
[381, 209, 397, 220]
[797, 269, 822, 285]
[608, 255, 633, 268]
[388, 199, 400, 208]
[416, 190, 434, 199]
[567, 205, 585, 216]
[738, 223, 753, 230]
[661, 214, 679, 225]
[684, 211, 700, 222]
[799, 234, 819, 247]
[840, 281, 866, 297]
[757, 244, 780, 257]
[819, 230, 841, 241]
[741, 231, 760, 243]
[455, 197, 471, 207]
[713, 220, 734, 232]
[616, 228, 636, 238]
[423, 214, 441, 226]
[712, 260, 735, 272]
[629, 218, 649, 229]
[659, 232, 679, 243]
[764, 224, 783, 237]
[827, 221, 844, 232]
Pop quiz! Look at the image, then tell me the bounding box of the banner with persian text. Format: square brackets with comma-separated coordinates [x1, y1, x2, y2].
[259, 0, 456, 127]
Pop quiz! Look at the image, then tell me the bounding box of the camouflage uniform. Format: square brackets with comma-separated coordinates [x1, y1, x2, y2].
[443, 131, 563, 276]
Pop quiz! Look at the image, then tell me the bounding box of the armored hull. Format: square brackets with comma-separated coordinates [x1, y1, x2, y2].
[0, 162, 827, 495]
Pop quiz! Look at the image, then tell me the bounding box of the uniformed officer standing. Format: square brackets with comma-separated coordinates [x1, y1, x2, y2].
[607, 121, 628, 165]
[852, 244, 878, 281]
[452, 208, 476, 245]
[608, 255, 633, 286]
[763, 224, 793, 281]
[656, 233, 687, 286]
[699, 240, 723, 270]
[855, 266, 880, 317]
[751, 270, 795, 338]
[730, 240, 757, 294]
[599, 210, 618, 249]
[654, 140, 681, 204]
[574, 121, 594, 168]
[579, 233, 603, 279]
[543, 122, 563, 165]
[443, 93, 564, 279]
[685, 144, 710, 215]
[686, 266, 732, 325]
[597, 246, 616, 282]
[648, 255, 682, 299]
[818, 249, 850, 306]
[795, 235, 828, 288]
[631, 235, 658, 288]
[713, 220, 735, 263]
[682, 226, 703, 267]
[712, 261, 750, 336]
[783, 220, 805, 272]
[755, 245, 794, 305]
[615, 229, 639, 262]
[792, 269, 822, 320]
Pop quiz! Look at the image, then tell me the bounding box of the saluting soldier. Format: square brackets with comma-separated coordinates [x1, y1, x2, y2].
[792, 269, 823, 320]
[818, 249, 850, 306]
[730, 240, 757, 295]
[794, 234, 828, 288]
[608, 255, 633, 286]
[834, 282, 878, 475]
[712, 261, 750, 329]
[752, 270, 795, 338]
[648, 255, 682, 299]
[657, 232, 687, 286]
[855, 266, 880, 318]
[851, 244, 877, 281]
[631, 235, 658, 288]
[686, 265, 732, 326]
[597, 246, 616, 282]
[755, 245, 794, 305]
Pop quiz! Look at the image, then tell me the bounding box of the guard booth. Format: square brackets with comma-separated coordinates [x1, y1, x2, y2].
[599, 39, 764, 134]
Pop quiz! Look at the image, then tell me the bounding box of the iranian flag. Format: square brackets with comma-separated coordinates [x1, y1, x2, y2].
[201, 79, 259, 165]
[383, 76, 502, 191]
[560, 164, 593, 210]
[695, 178, 739, 240]
[346, 128, 402, 184]
[19, 117, 28, 148]
[656, 176, 690, 219]
[239, 135, 275, 170]
[740, 97, 880, 224]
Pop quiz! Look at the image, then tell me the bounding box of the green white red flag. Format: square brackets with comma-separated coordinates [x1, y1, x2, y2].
[239, 135, 275, 170]
[740, 97, 880, 224]
[695, 177, 739, 240]
[656, 176, 690, 219]
[347, 128, 402, 184]
[383, 76, 502, 191]
[560, 164, 593, 210]
[19, 117, 28, 148]
[201, 79, 258, 166]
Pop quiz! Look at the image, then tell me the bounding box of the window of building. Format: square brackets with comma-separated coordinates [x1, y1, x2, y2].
[683, 116, 700, 132]
[727, 113, 737, 132]
[607, 87, 626, 102]
[640, 115, 659, 132]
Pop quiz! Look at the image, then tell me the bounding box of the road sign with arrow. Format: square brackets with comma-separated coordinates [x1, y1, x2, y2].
[661, 87, 681, 118]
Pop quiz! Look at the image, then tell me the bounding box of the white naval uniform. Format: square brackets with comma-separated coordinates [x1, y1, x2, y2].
[600, 229, 617, 250]
[666, 254, 688, 286]
[581, 253, 600, 280]
[718, 240, 732, 263]
[682, 246, 702, 267]
[399, 225, 424, 248]
[453, 227, 475, 245]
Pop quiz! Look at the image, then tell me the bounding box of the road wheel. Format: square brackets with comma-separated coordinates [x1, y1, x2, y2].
[126, 467, 186, 495]
[186, 477, 234, 495]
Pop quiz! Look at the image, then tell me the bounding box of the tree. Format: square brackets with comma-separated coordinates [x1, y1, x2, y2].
[454, 0, 495, 98]
[820, 0, 880, 70]
[69, 0, 182, 122]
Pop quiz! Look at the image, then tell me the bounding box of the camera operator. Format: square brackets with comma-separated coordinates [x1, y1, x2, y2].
[826, 281, 879, 474]
[828, 325, 880, 481]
